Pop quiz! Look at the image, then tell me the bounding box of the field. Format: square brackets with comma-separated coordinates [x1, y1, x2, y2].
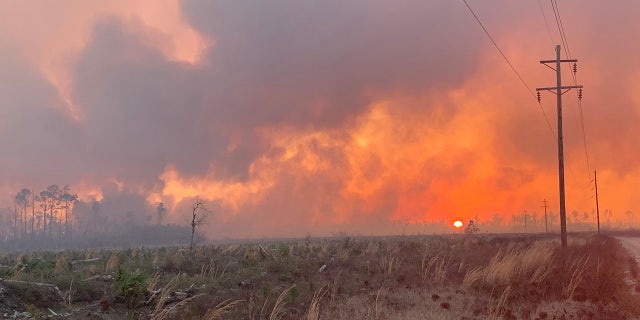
[0, 233, 638, 319]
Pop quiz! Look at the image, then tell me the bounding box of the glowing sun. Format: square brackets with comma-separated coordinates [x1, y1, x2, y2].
[453, 220, 464, 229]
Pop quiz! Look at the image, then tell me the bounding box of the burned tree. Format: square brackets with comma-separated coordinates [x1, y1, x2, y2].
[156, 202, 166, 225]
[190, 200, 207, 250]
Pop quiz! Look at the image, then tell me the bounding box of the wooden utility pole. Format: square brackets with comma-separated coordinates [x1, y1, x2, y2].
[524, 210, 528, 233]
[594, 170, 600, 235]
[537, 45, 583, 247]
[542, 199, 549, 233]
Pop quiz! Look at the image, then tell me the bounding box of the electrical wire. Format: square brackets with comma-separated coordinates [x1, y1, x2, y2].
[549, 0, 592, 182]
[538, 0, 556, 48]
[550, 0, 572, 60]
[461, 0, 557, 142]
[578, 99, 591, 176]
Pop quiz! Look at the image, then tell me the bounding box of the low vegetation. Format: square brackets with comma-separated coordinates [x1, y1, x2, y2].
[0, 233, 637, 319]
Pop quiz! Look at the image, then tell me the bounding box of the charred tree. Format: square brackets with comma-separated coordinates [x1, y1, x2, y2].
[190, 200, 206, 251]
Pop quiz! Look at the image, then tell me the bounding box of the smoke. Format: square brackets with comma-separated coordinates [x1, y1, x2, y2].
[1, 1, 640, 238]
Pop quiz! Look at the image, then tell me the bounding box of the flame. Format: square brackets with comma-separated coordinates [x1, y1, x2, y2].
[150, 93, 510, 228]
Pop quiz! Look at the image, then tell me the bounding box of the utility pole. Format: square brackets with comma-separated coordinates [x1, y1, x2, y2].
[524, 210, 527, 233]
[537, 45, 583, 247]
[594, 170, 600, 235]
[542, 199, 549, 233]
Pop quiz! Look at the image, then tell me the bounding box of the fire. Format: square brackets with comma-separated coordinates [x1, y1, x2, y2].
[453, 220, 464, 229]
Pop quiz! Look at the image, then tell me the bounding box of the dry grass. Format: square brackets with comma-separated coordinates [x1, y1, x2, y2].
[422, 255, 448, 286]
[379, 252, 401, 276]
[147, 273, 207, 320]
[565, 254, 590, 300]
[149, 293, 205, 320]
[203, 299, 243, 319]
[463, 240, 554, 288]
[487, 285, 512, 320]
[269, 284, 296, 320]
[105, 252, 120, 272]
[54, 255, 68, 274]
[305, 285, 328, 320]
[0, 234, 636, 319]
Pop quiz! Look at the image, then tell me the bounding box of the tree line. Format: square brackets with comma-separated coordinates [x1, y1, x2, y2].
[0, 185, 192, 250]
[8, 185, 78, 242]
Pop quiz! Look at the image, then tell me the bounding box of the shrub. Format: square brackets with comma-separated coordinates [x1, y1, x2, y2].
[114, 268, 149, 308]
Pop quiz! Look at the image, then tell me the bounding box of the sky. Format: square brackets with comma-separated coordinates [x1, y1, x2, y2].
[1, 0, 639, 238]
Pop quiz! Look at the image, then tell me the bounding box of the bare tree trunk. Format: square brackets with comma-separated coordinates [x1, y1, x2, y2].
[31, 191, 35, 237]
[189, 200, 205, 251]
[43, 201, 48, 239]
[13, 200, 17, 240]
[190, 220, 196, 251]
[64, 201, 68, 239]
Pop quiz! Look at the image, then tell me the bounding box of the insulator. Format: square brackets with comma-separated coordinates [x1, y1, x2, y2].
[578, 88, 583, 100]
[537, 91, 541, 103]
[572, 62, 577, 74]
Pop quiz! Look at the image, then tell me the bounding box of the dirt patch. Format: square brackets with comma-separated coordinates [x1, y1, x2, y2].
[0, 283, 25, 317]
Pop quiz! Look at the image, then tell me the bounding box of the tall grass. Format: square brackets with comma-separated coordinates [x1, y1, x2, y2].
[203, 299, 243, 320]
[305, 285, 328, 320]
[463, 241, 554, 288]
[269, 284, 296, 320]
[422, 255, 448, 286]
[565, 254, 590, 300]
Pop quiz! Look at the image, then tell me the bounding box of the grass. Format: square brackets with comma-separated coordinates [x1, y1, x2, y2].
[0, 233, 637, 319]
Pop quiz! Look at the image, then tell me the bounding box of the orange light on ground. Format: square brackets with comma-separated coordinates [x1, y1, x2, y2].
[453, 220, 464, 229]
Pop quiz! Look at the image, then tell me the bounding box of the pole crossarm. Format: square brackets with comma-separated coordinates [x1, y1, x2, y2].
[536, 85, 583, 92]
[540, 59, 578, 64]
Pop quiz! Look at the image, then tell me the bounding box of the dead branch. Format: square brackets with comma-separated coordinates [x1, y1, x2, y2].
[258, 245, 276, 261]
[70, 257, 101, 265]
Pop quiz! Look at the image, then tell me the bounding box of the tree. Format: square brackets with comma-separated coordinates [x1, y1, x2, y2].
[190, 200, 207, 250]
[92, 200, 101, 233]
[59, 186, 78, 239]
[39, 185, 61, 238]
[604, 209, 612, 227]
[626, 209, 634, 228]
[156, 202, 166, 225]
[465, 220, 480, 235]
[15, 188, 31, 238]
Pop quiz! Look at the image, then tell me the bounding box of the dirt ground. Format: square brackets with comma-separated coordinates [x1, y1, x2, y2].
[617, 237, 640, 262]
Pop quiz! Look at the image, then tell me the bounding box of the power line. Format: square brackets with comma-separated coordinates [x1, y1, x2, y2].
[461, 0, 556, 141]
[578, 99, 591, 176]
[549, 0, 592, 181]
[461, 0, 535, 98]
[537, 0, 556, 48]
[550, 0, 572, 60]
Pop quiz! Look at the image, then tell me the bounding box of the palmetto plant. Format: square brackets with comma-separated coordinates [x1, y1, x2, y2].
[115, 268, 149, 308]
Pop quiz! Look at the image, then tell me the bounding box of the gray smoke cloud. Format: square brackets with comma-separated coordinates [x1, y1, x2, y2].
[2, 1, 640, 237]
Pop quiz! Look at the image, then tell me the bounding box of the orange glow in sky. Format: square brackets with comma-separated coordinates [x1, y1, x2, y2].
[1, 1, 640, 238]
